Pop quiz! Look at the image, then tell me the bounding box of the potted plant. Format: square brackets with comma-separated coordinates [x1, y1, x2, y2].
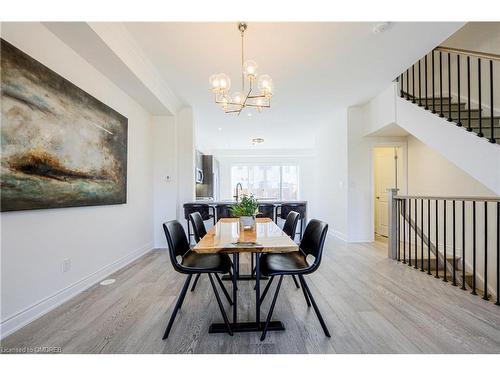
[231, 195, 259, 230]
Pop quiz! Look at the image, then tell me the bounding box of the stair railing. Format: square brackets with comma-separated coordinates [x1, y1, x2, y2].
[398, 46, 500, 144]
[388, 189, 500, 305]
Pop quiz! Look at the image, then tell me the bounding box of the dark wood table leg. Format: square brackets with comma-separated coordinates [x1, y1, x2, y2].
[255, 252, 261, 325]
[232, 252, 237, 324]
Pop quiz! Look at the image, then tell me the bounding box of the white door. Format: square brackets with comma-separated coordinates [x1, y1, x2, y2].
[374, 148, 397, 237]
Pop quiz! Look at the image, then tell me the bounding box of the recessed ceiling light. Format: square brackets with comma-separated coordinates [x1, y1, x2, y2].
[373, 22, 392, 34]
[251, 137, 264, 145]
[247, 113, 252, 117]
[218, 127, 222, 131]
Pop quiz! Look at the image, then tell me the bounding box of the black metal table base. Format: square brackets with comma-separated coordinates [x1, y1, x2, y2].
[221, 274, 269, 281]
[209, 321, 285, 333]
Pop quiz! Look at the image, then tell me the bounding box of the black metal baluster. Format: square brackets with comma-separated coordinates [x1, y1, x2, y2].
[409, 199, 412, 267]
[432, 51, 436, 113]
[439, 52, 444, 117]
[496, 202, 499, 306]
[421, 199, 424, 271]
[397, 199, 401, 261]
[415, 198, 418, 268]
[435, 199, 439, 278]
[418, 60, 422, 106]
[427, 199, 431, 275]
[467, 56, 472, 131]
[412, 65, 416, 103]
[403, 199, 406, 264]
[447, 53, 452, 122]
[462, 201, 467, 290]
[483, 202, 489, 300]
[457, 55, 462, 127]
[425, 54, 429, 110]
[406, 69, 410, 100]
[443, 200, 448, 282]
[400, 73, 404, 98]
[478, 58, 484, 137]
[489, 60, 496, 143]
[452, 200, 457, 286]
[472, 201, 477, 295]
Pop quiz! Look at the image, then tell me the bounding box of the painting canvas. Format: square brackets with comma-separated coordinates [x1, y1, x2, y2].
[0, 39, 128, 212]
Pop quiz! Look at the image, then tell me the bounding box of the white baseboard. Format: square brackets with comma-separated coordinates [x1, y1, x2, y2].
[0, 242, 153, 340]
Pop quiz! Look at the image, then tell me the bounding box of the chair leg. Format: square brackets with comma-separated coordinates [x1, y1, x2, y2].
[291, 275, 300, 289]
[251, 253, 255, 277]
[260, 275, 283, 341]
[215, 273, 233, 305]
[162, 274, 192, 340]
[208, 274, 233, 336]
[299, 275, 331, 337]
[298, 274, 311, 307]
[259, 276, 275, 304]
[190, 274, 201, 292]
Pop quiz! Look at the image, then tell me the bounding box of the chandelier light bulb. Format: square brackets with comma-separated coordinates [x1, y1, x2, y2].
[243, 60, 258, 79]
[258, 74, 273, 96]
[209, 74, 220, 92]
[232, 91, 244, 105]
[217, 73, 231, 92]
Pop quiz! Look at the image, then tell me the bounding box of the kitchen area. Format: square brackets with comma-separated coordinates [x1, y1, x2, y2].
[185, 149, 308, 242]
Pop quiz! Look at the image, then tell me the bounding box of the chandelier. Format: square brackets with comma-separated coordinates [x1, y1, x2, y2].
[209, 22, 273, 115]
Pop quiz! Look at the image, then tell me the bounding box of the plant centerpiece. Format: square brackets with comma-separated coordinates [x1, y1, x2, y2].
[231, 194, 259, 230]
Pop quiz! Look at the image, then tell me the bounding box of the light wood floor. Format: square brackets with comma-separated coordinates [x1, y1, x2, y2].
[2, 237, 500, 354]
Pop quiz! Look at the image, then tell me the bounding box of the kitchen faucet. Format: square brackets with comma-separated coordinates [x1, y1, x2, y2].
[234, 182, 243, 202]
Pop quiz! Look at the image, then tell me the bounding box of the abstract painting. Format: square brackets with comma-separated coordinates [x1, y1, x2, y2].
[1, 38, 128, 212]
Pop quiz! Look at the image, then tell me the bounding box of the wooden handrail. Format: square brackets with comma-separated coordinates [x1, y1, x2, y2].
[395, 195, 500, 202]
[435, 45, 500, 62]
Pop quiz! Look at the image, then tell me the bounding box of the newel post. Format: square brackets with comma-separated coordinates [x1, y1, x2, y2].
[387, 188, 399, 260]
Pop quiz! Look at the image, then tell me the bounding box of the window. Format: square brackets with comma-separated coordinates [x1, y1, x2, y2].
[230, 165, 299, 200]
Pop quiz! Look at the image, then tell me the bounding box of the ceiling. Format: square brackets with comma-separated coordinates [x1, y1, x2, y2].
[123, 22, 462, 151]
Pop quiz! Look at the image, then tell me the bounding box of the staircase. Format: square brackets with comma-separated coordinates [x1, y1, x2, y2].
[398, 45, 500, 145]
[389, 195, 499, 306]
[402, 94, 500, 143]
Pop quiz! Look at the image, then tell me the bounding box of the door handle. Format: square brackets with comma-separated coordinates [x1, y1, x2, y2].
[376, 196, 380, 200]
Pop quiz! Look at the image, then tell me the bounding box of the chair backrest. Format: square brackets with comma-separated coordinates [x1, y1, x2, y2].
[299, 219, 328, 269]
[257, 204, 275, 220]
[163, 220, 190, 273]
[280, 203, 306, 220]
[282, 211, 300, 240]
[189, 212, 207, 243]
[183, 203, 211, 220]
[216, 204, 235, 219]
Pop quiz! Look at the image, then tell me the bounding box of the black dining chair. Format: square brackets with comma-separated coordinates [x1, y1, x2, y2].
[276, 203, 307, 239]
[254, 211, 301, 286]
[162, 220, 233, 339]
[281, 211, 301, 289]
[183, 203, 215, 244]
[188, 212, 233, 293]
[258, 219, 330, 341]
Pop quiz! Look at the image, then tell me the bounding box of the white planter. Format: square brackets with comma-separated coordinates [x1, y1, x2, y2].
[239, 216, 255, 230]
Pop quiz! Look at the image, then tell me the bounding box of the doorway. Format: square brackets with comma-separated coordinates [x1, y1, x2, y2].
[373, 147, 401, 238]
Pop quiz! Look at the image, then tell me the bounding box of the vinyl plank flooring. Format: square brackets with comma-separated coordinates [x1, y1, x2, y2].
[2, 237, 500, 354]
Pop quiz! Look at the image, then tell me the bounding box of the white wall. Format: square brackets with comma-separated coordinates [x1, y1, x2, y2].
[313, 111, 349, 240]
[176, 107, 196, 232]
[347, 104, 408, 242]
[152, 116, 178, 248]
[0, 23, 168, 338]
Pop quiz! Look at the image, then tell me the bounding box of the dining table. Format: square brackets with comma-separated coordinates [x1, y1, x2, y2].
[193, 217, 299, 334]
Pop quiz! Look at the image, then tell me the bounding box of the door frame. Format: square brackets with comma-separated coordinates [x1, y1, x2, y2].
[370, 141, 408, 241]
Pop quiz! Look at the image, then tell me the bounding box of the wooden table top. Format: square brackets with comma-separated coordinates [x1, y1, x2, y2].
[193, 218, 299, 254]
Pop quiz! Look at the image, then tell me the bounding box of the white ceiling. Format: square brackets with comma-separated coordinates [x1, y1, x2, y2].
[124, 22, 462, 151]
